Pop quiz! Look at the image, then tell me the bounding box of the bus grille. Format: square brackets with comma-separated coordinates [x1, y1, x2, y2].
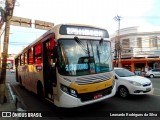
[75, 73, 112, 85]
[78, 87, 112, 102]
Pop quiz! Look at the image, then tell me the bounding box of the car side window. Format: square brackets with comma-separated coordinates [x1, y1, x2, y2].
[115, 76, 118, 80]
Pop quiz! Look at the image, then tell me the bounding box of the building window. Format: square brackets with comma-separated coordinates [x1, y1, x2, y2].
[122, 39, 130, 48]
[137, 37, 142, 48]
[149, 36, 157, 47]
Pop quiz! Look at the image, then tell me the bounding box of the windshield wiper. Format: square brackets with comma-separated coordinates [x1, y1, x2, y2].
[74, 37, 89, 54]
[96, 45, 100, 64]
[99, 38, 104, 45]
[74, 37, 95, 72]
[96, 38, 105, 64]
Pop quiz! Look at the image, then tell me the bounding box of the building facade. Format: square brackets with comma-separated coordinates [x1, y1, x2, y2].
[0, 54, 16, 69]
[111, 26, 160, 74]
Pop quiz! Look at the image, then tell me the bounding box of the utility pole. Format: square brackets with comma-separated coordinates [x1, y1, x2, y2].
[114, 15, 121, 67]
[0, 0, 15, 104]
[0, 3, 5, 69]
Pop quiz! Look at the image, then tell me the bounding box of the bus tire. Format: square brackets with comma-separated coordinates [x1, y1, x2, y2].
[37, 81, 44, 98]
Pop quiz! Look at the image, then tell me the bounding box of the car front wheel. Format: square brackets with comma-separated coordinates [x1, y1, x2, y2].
[118, 86, 129, 98]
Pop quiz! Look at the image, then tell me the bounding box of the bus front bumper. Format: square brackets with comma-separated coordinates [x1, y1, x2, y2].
[59, 82, 116, 108]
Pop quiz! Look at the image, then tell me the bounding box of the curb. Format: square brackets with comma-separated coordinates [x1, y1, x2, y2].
[7, 83, 37, 120]
[7, 83, 27, 112]
[7, 83, 16, 102]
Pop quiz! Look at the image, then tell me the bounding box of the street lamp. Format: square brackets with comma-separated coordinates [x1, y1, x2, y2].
[114, 15, 121, 67]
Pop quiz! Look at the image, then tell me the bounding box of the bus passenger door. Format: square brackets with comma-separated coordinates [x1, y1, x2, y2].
[43, 38, 56, 100]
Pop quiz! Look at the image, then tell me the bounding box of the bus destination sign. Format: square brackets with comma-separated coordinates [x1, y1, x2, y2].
[59, 25, 109, 38]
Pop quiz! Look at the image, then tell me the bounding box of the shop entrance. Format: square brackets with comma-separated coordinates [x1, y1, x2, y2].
[134, 63, 145, 75]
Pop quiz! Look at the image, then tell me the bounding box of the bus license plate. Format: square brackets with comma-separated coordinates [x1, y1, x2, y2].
[94, 94, 103, 99]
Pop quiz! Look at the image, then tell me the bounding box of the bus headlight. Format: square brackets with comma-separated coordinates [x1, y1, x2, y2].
[60, 84, 77, 97]
[61, 84, 68, 93]
[70, 89, 76, 95]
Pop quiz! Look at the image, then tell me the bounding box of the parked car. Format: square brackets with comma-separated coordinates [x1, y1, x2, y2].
[10, 69, 15, 73]
[145, 68, 160, 78]
[114, 67, 152, 98]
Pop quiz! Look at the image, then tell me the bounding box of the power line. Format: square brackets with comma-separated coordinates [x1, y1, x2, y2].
[123, 16, 160, 19]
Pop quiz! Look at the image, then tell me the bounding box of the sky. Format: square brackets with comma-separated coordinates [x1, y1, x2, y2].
[1, 0, 160, 54]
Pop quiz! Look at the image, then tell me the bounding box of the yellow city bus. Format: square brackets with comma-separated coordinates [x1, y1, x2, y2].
[15, 24, 116, 108]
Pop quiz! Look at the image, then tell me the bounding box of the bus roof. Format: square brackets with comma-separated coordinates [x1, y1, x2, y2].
[14, 24, 109, 57]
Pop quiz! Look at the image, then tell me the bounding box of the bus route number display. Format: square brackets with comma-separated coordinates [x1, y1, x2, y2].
[59, 25, 109, 38]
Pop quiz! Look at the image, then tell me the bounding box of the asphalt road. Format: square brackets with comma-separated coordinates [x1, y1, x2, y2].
[150, 78, 160, 96]
[6, 71, 160, 120]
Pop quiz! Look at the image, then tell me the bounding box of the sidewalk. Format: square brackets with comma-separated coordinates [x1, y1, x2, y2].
[0, 83, 17, 120]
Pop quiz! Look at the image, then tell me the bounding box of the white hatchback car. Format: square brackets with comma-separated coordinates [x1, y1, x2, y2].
[145, 68, 160, 78]
[114, 67, 152, 98]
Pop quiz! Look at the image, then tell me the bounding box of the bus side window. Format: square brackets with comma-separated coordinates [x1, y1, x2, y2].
[28, 48, 33, 64]
[18, 56, 20, 66]
[34, 43, 42, 64]
[24, 52, 27, 64]
[20, 54, 24, 65]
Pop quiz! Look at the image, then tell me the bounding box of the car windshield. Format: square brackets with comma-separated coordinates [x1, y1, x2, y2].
[57, 38, 112, 76]
[115, 68, 135, 77]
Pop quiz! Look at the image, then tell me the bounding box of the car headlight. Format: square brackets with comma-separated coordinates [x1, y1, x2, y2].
[129, 81, 141, 86]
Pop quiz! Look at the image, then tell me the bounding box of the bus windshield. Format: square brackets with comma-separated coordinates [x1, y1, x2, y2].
[57, 38, 112, 76]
